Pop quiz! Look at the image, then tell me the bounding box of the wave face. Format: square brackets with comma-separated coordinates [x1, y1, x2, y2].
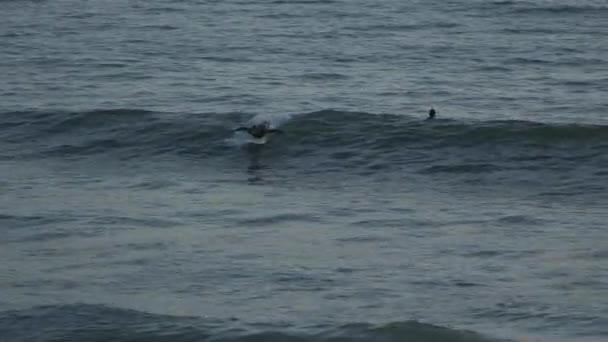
[2, 109, 606, 160]
[0, 304, 500, 342]
[2, 108, 606, 201]
[3, 108, 606, 203]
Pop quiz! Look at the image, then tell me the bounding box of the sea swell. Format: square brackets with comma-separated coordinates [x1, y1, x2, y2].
[1, 109, 607, 189]
[482, 0, 608, 15]
[0, 109, 235, 160]
[2, 109, 606, 158]
[0, 304, 503, 342]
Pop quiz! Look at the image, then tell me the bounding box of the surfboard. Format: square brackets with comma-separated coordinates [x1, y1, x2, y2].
[247, 135, 268, 144]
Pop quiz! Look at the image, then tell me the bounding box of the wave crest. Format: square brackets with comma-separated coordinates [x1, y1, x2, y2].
[1, 109, 606, 161]
[0, 304, 501, 342]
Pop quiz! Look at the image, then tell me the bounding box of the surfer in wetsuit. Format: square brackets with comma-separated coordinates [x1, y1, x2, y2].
[427, 107, 436, 120]
[235, 121, 282, 138]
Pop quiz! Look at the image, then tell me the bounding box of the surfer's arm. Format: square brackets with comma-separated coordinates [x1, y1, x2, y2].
[268, 129, 283, 134]
[235, 127, 248, 132]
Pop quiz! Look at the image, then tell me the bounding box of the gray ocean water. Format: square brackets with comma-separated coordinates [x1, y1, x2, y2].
[1, 0, 607, 341]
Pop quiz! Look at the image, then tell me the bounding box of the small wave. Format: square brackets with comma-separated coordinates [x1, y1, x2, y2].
[88, 215, 181, 228]
[345, 23, 421, 32]
[295, 72, 350, 81]
[143, 6, 187, 14]
[504, 57, 550, 65]
[349, 218, 424, 228]
[482, 0, 608, 15]
[422, 163, 501, 174]
[48, 109, 155, 132]
[0, 304, 501, 342]
[0, 213, 74, 229]
[237, 213, 322, 226]
[495, 215, 546, 226]
[476, 65, 512, 72]
[490, 0, 517, 5]
[509, 4, 608, 15]
[501, 27, 563, 35]
[0, 109, 239, 159]
[127, 179, 179, 190]
[269, 0, 338, 4]
[1, 109, 606, 163]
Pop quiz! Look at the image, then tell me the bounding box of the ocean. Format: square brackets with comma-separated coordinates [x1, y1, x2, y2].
[1, 0, 607, 341]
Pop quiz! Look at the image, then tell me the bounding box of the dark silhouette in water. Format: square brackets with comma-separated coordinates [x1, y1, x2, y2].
[235, 121, 282, 138]
[427, 107, 436, 120]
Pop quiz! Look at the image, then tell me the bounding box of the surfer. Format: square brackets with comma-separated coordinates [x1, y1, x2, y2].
[234, 121, 282, 138]
[427, 107, 436, 120]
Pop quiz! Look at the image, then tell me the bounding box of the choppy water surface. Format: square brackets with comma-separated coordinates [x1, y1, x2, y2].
[1, 0, 607, 341]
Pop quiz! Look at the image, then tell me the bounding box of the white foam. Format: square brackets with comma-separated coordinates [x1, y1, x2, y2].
[247, 112, 294, 129]
[225, 132, 268, 147]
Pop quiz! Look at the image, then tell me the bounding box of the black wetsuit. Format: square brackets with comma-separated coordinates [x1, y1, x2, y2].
[235, 124, 281, 138]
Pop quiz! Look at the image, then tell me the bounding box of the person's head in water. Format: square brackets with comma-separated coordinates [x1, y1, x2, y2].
[428, 107, 436, 120]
